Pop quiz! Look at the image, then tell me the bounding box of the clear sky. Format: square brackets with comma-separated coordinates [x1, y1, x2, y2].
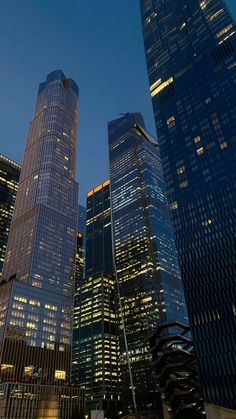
[0, 0, 236, 205]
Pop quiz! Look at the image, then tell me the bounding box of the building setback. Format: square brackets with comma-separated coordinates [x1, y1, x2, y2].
[0, 70, 84, 418]
[108, 113, 187, 414]
[0, 155, 21, 279]
[140, 0, 236, 409]
[72, 180, 120, 413]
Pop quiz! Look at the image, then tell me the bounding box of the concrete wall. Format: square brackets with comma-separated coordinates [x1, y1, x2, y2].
[206, 404, 236, 419]
[91, 411, 104, 419]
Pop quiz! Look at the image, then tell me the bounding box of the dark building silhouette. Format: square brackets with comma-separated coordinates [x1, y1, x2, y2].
[72, 180, 120, 413]
[74, 232, 85, 286]
[0, 155, 20, 279]
[72, 231, 85, 387]
[140, 0, 236, 409]
[78, 204, 86, 238]
[150, 321, 205, 419]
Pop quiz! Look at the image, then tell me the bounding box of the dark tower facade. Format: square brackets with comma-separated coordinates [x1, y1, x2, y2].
[108, 113, 187, 414]
[78, 205, 86, 238]
[0, 155, 21, 279]
[140, 0, 236, 409]
[72, 181, 120, 413]
[72, 231, 85, 383]
[75, 232, 85, 284]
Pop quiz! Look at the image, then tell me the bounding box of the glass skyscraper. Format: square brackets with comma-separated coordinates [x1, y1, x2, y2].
[140, 0, 236, 409]
[78, 204, 86, 238]
[0, 71, 84, 417]
[72, 231, 85, 382]
[108, 113, 187, 414]
[72, 181, 120, 414]
[0, 155, 21, 279]
[75, 231, 85, 285]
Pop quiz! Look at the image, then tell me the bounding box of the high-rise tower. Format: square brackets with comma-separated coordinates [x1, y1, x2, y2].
[75, 232, 85, 285]
[0, 155, 21, 279]
[108, 113, 187, 414]
[72, 231, 84, 383]
[72, 181, 120, 414]
[78, 204, 86, 238]
[0, 71, 84, 418]
[140, 0, 236, 409]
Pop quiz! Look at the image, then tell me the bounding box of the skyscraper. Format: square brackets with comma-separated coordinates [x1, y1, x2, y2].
[75, 231, 85, 285]
[0, 70, 84, 417]
[72, 231, 85, 382]
[140, 0, 236, 409]
[108, 113, 187, 414]
[0, 155, 21, 279]
[72, 180, 120, 414]
[78, 204, 86, 238]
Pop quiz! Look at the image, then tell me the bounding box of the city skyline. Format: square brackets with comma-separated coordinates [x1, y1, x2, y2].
[0, 0, 236, 205]
[0, 2, 236, 418]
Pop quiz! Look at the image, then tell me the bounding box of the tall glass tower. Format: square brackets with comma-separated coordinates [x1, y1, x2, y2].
[0, 71, 83, 418]
[108, 113, 187, 414]
[78, 204, 86, 238]
[72, 181, 120, 414]
[0, 155, 21, 279]
[140, 0, 236, 409]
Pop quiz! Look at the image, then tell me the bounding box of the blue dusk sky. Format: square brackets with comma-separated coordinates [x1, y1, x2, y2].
[0, 0, 236, 205]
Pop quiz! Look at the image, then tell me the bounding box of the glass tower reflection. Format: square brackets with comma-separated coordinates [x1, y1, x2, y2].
[108, 113, 187, 413]
[140, 0, 236, 409]
[0, 70, 79, 386]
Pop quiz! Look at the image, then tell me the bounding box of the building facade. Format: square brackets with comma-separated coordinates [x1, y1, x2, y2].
[0, 383, 84, 419]
[108, 113, 187, 414]
[72, 231, 85, 383]
[0, 70, 82, 417]
[72, 181, 120, 413]
[140, 0, 236, 409]
[0, 155, 21, 279]
[78, 204, 86, 238]
[75, 231, 85, 285]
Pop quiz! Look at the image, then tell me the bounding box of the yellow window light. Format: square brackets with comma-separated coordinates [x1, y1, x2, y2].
[217, 24, 233, 39]
[151, 77, 174, 97]
[103, 179, 110, 187]
[93, 184, 103, 193]
[197, 147, 204, 156]
[1, 364, 14, 372]
[24, 366, 33, 376]
[170, 201, 178, 210]
[55, 370, 66, 380]
[150, 78, 162, 92]
[87, 190, 94, 197]
[87, 179, 110, 197]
